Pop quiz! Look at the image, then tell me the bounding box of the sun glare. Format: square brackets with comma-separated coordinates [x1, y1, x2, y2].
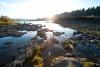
[1, 0, 75, 19]
[1, 0, 99, 19]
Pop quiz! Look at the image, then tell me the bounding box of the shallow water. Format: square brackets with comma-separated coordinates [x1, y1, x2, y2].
[0, 21, 75, 52]
[0, 21, 75, 66]
[25, 21, 75, 41]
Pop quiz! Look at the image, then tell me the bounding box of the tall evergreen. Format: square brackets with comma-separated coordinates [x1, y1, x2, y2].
[56, 6, 100, 18]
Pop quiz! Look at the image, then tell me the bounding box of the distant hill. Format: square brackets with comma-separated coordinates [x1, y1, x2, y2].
[13, 17, 48, 21]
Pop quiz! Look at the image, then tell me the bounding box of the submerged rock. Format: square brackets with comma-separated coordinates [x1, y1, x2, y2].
[3, 42, 13, 48]
[0, 31, 25, 37]
[37, 28, 53, 40]
[31, 36, 44, 44]
[37, 29, 47, 40]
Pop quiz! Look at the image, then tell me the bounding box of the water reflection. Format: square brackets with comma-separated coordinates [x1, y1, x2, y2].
[0, 21, 75, 66]
[30, 21, 75, 41]
[0, 21, 75, 49]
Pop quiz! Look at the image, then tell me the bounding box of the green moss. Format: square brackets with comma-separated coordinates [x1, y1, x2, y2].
[33, 56, 43, 65]
[82, 61, 93, 67]
[23, 45, 44, 67]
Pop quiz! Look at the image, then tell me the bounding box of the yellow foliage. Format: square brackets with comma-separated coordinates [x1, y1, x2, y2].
[82, 61, 93, 67]
[0, 16, 15, 25]
[33, 56, 43, 67]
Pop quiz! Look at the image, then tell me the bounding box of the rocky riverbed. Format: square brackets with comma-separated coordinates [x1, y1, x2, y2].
[0, 21, 75, 67]
[9, 27, 100, 67]
[0, 20, 100, 67]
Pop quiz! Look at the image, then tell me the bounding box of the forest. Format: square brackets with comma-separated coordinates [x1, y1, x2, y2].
[55, 6, 100, 19]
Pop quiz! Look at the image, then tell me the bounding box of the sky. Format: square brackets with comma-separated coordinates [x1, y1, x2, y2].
[0, 0, 100, 19]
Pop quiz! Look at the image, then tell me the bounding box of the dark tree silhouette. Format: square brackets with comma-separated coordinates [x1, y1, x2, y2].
[55, 6, 100, 19]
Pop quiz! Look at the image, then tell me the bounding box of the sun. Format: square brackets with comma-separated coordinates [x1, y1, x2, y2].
[1, 0, 75, 19]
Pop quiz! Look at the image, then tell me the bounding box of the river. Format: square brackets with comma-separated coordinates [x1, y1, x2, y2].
[0, 21, 75, 66]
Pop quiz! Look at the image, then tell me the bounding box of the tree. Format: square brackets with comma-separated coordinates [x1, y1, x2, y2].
[0, 16, 15, 25]
[56, 6, 100, 18]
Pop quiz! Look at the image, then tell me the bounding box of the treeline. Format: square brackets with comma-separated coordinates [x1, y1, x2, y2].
[55, 6, 100, 19]
[70, 6, 100, 16]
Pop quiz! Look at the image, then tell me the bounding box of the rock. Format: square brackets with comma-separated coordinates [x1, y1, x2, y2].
[37, 28, 53, 40]
[37, 29, 47, 40]
[3, 42, 13, 47]
[51, 56, 82, 67]
[53, 32, 65, 36]
[73, 31, 82, 35]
